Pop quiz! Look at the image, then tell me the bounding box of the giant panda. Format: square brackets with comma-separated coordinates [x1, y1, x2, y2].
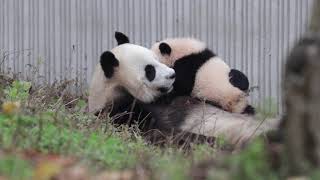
[150, 37, 254, 115]
[89, 32, 279, 148]
[88, 35, 176, 114]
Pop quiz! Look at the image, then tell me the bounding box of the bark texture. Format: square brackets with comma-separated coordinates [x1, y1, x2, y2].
[282, 0, 320, 174]
[310, 0, 320, 33]
[283, 33, 320, 174]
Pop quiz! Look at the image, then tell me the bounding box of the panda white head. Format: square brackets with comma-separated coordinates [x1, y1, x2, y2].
[151, 38, 207, 67]
[88, 32, 175, 113]
[102, 43, 175, 101]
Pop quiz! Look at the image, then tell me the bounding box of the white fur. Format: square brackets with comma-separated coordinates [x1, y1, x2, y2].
[88, 43, 175, 113]
[180, 104, 280, 148]
[192, 57, 248, 113]
[151, 38, 249, 113]
[151, 38, 206, 67]
[88, 64, 122, 113]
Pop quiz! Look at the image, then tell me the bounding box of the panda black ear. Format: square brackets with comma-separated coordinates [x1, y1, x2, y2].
[159, 42, 172, 55]
[229, 69, 249, 91]
[100, 51, 119, 78]
[115, 31, 130, 45]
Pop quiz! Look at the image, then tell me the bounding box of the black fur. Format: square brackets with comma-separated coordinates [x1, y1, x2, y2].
[168, 72, 176, 79]
[145, 64, 156, 82]
[159, 42, 172, 55]
[108, 91, 187, 132]
[228, 70, 255, 114]
[100, 51, 119, 78]
[229, 69, 249, 91]
[172, 49, 216, 96]
[242, 105, 255, 115]
[143, 96, 216, 146]
[107, 90, 216, 146]
[115, 31, 130, 45]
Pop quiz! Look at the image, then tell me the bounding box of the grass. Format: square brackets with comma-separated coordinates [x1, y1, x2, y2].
[0, 78, 282, 179]
[0, 155, 33, 180]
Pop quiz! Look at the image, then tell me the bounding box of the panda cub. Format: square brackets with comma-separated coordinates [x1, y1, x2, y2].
[150, 38, 255, 115]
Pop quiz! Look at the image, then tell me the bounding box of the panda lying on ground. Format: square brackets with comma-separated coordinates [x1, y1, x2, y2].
[149, 36, 254, 114]
[88, 32, 279, 148]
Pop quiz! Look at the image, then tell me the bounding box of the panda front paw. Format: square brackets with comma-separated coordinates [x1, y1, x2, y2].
[242, 105, 255, 115]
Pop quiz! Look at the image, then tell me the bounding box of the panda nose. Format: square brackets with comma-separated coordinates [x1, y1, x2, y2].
[167, 72, 176, 79]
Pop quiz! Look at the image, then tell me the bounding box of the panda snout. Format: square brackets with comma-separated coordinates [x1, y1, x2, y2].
[166, 72, 176, 79]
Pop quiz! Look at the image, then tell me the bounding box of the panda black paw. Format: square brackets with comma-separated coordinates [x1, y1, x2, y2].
[242, 105, 255, 115]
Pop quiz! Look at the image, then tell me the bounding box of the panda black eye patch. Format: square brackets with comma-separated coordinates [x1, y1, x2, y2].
[145, 64, 156, 81]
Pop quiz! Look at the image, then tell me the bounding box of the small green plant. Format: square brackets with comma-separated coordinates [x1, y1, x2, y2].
[214, 135, 229, 149]
[0, 112, 143, 169]
[0, 156, 33, 180]
[0, 78, 286, 179]
[0, 114, 36, 148]
[4, 80, 31, 102]
[310, 169, 320, 180]
[228, 138, 278, 180]
[151, 151, 189, 180]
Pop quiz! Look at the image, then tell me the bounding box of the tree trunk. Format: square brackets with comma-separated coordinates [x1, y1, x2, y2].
[283, 0, 320, 174]
[310, 0, 320, 33]
[283, 34, 320, 174]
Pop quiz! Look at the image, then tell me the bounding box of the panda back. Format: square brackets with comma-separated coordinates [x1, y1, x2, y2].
[172, 49, 216, 96]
